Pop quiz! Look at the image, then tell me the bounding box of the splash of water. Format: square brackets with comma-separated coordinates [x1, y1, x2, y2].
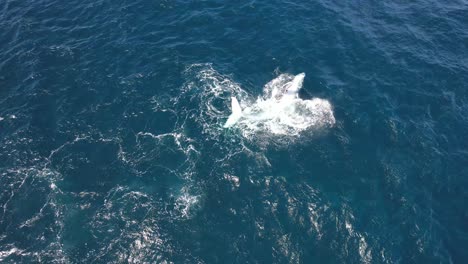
[231, 73, 335, 137]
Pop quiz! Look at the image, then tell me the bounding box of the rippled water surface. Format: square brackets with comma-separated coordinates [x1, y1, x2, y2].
[1, 0, 467, 263]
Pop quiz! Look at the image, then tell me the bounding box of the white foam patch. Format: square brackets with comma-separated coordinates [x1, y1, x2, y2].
[233, 73, 335, 137]
[175, 189, 199, 219]
[0, 247, 23, 262]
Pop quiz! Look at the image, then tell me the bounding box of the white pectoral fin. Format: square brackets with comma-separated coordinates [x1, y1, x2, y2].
[231, 96, 242, 115]
[224, 97, 242, 128]
[286, 73, 305, 97]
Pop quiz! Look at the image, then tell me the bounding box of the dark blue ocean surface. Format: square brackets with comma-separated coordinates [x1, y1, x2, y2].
[1, 0, 467, 263]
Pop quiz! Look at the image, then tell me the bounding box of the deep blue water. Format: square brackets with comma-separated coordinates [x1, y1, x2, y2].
[1, 0, 468, 263]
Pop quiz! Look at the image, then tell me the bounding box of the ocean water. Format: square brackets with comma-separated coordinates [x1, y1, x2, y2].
[1, 0, 467, 263]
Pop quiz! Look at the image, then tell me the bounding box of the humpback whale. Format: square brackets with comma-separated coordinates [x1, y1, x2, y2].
[224, 73, 306, 128]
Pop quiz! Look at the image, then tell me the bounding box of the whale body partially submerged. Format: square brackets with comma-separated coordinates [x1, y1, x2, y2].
[224, 73, 306, 128]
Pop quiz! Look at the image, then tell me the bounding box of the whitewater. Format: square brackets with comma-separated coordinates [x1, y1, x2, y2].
[223, 72, 335, 137]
